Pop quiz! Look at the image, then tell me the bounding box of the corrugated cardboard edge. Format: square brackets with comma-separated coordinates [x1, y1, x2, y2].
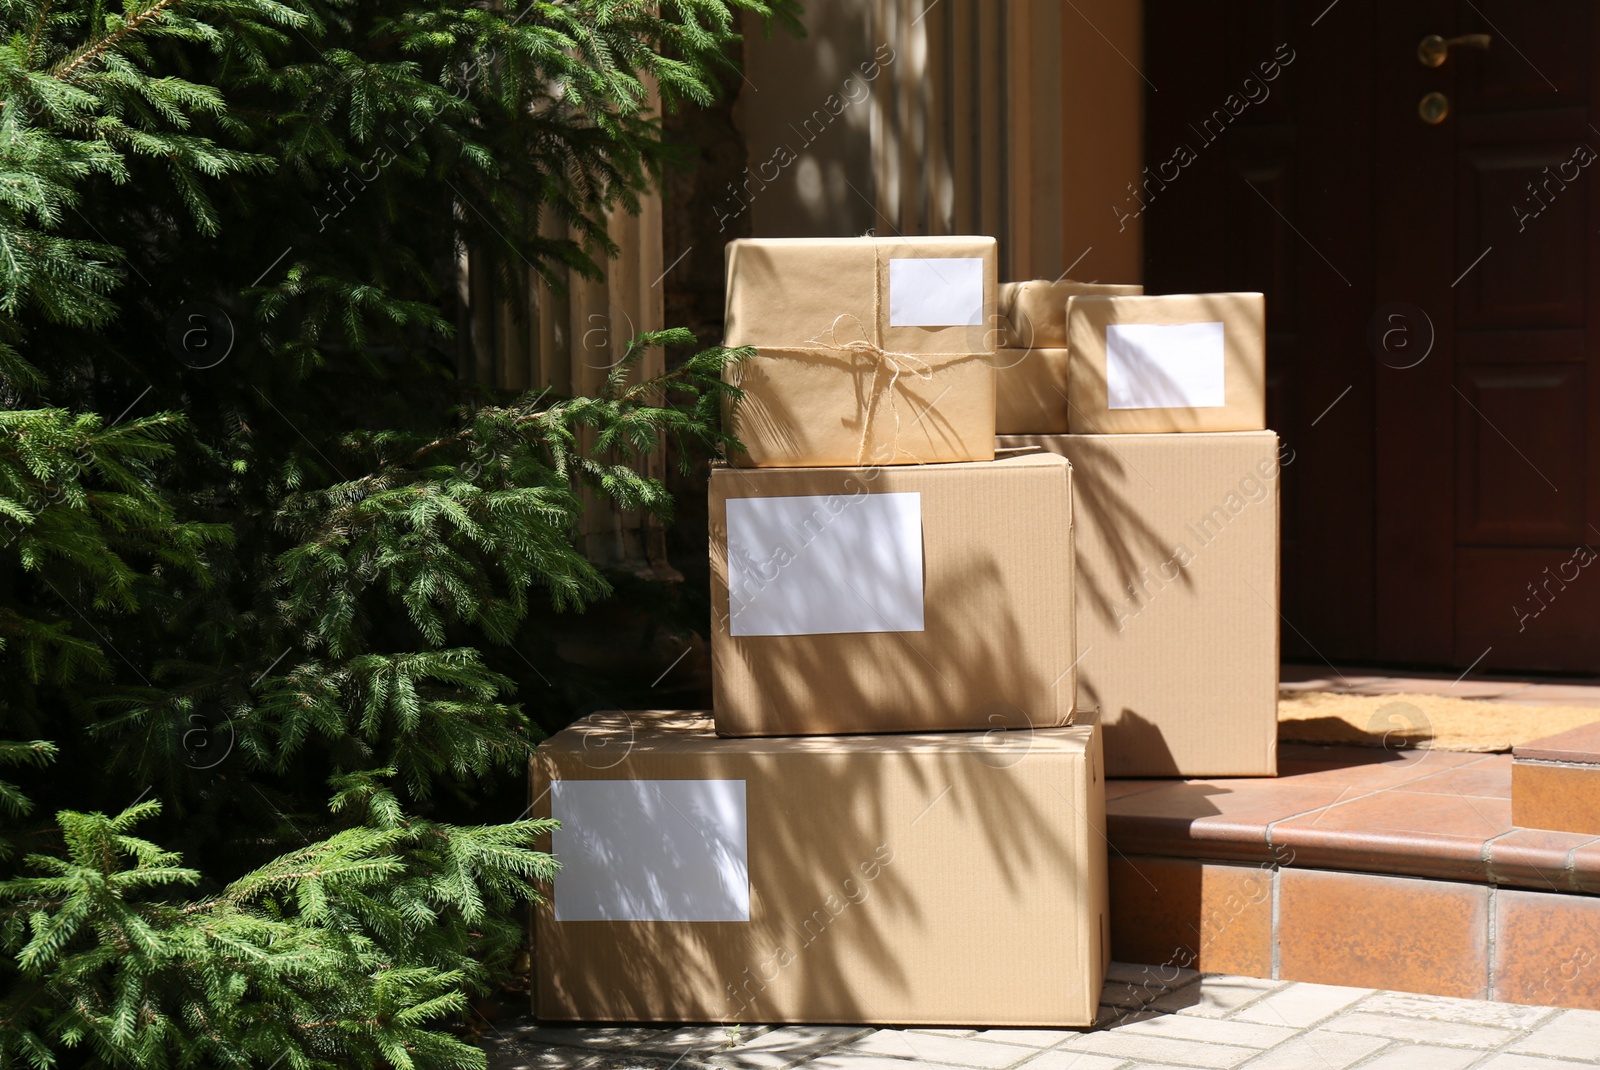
[1064, 457, 1079, 728]
[1083, 711, 1110, 1006]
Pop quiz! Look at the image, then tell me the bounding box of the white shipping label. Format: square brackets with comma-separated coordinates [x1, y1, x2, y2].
[726, 492, 925, 637]
[552, 779, 749, 923]
[888, 257, 985, 327]
[1105, 321, 1228, 409]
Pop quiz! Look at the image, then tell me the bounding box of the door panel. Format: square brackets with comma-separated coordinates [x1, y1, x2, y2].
[1457, 330, 1584, 367]
[1457, 548, 1598, 671]
[1145, 0, 1600, 671]
[1450, 3, 1599, 668]
[1457, 5, 1588, 109]
[1284, 3, 1377, 662]
[1144, 0, 1376, 662]
[1454, 364, 1585, 545]
[1459, 141, 1588, 330]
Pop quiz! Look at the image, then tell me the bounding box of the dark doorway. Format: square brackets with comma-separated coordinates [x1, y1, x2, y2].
[1144, 0, 1600, 673]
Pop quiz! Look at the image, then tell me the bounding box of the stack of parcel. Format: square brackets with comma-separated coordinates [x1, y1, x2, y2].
[995, 279, 1279, 779]
[531, 239, 1107, 1023]
[531, 236, 1277, 1029]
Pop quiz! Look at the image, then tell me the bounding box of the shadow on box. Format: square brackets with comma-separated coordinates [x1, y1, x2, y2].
[529, 522, 1093, 1023]
[709, 459, 1072, 737]
[726, 351, 978, 467]
[1061, 439, 1190, 778]
[530, 724, 1092, 1023]
[1065, 441, 1194, 632]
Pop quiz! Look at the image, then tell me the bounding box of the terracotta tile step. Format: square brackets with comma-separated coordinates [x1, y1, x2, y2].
[1513, 721, 1600, 836]
[1514, 720, 1600, 763]
[1108, 744, 1600, 892]
[1110, 856, 1600, 1010]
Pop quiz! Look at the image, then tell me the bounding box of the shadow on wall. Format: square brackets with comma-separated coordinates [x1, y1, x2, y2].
[532, 712, 1096, 1025]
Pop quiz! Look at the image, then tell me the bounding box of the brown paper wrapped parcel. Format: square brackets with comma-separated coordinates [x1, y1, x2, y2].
[724, 236, 998, 467]
[533, 711, 1108, 1026]
[1065, 292, 1266, 434]
[995, 279, 1143, 434]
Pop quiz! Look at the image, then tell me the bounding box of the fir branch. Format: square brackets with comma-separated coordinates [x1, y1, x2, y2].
[49, 0, 183, 83]
[0, 0, 783, 1063]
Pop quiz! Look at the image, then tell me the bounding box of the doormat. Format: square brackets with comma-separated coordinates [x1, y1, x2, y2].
[1278, 690, 1600, 753]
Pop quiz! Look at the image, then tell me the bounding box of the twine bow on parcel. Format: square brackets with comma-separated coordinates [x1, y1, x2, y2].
[789, 313, 936, 465]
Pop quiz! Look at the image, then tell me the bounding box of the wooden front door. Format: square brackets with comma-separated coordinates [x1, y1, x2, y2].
[1144, 0, 1600, 673]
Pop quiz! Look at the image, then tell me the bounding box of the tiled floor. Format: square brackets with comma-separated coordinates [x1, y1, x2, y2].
[1512, 719, 1600, 836]
[481, 966, 1600, 1068]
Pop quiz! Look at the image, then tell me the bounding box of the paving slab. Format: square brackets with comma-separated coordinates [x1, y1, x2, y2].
[1229, 1031, 1388, 1069]
[1505, 1006, 1600, 1057]
[1357, 990, 1559, 1030]
[708, 1028, 873, 1070]
[1320, 1010, 1517, 1048]
[968, 1030, 1082, 1048]
[1057, 1029, 1259, 1068]
[484, 964, 1600, 1070]
[1109, 1011, 1298, 1048]
[1002, 1055, 1126, 1070]
[1146, 976, 1280, 1019]
[1474, 1056, 1598, 1070]
[1229, 982, 1371, 1027]
[838, 1030, 1036, 1069]
[1351, 1046, 1484, 1070]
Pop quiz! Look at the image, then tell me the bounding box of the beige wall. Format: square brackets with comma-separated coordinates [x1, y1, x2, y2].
[1059, 0, 1145, 284]
[735, 0, 879, 237]
[736, 0, 1145, 284]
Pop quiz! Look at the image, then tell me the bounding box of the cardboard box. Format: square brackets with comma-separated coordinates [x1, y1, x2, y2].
[710, 453, 1076, 737]
[532, 711, 1109, 1026]
[1065, 293, 1266, 434]
[998, 433, 1281, 777]
[998, 279, 1144, 349]
[723, 237, 998, 467]
[995, 280, 1142, 435]
[996, 346, 1072, 434]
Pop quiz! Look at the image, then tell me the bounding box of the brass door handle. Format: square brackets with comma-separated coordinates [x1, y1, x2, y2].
[1418, 33, 1491, 67]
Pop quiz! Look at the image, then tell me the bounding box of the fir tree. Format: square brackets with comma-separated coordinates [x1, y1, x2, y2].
[0, 0, 794, 1064]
